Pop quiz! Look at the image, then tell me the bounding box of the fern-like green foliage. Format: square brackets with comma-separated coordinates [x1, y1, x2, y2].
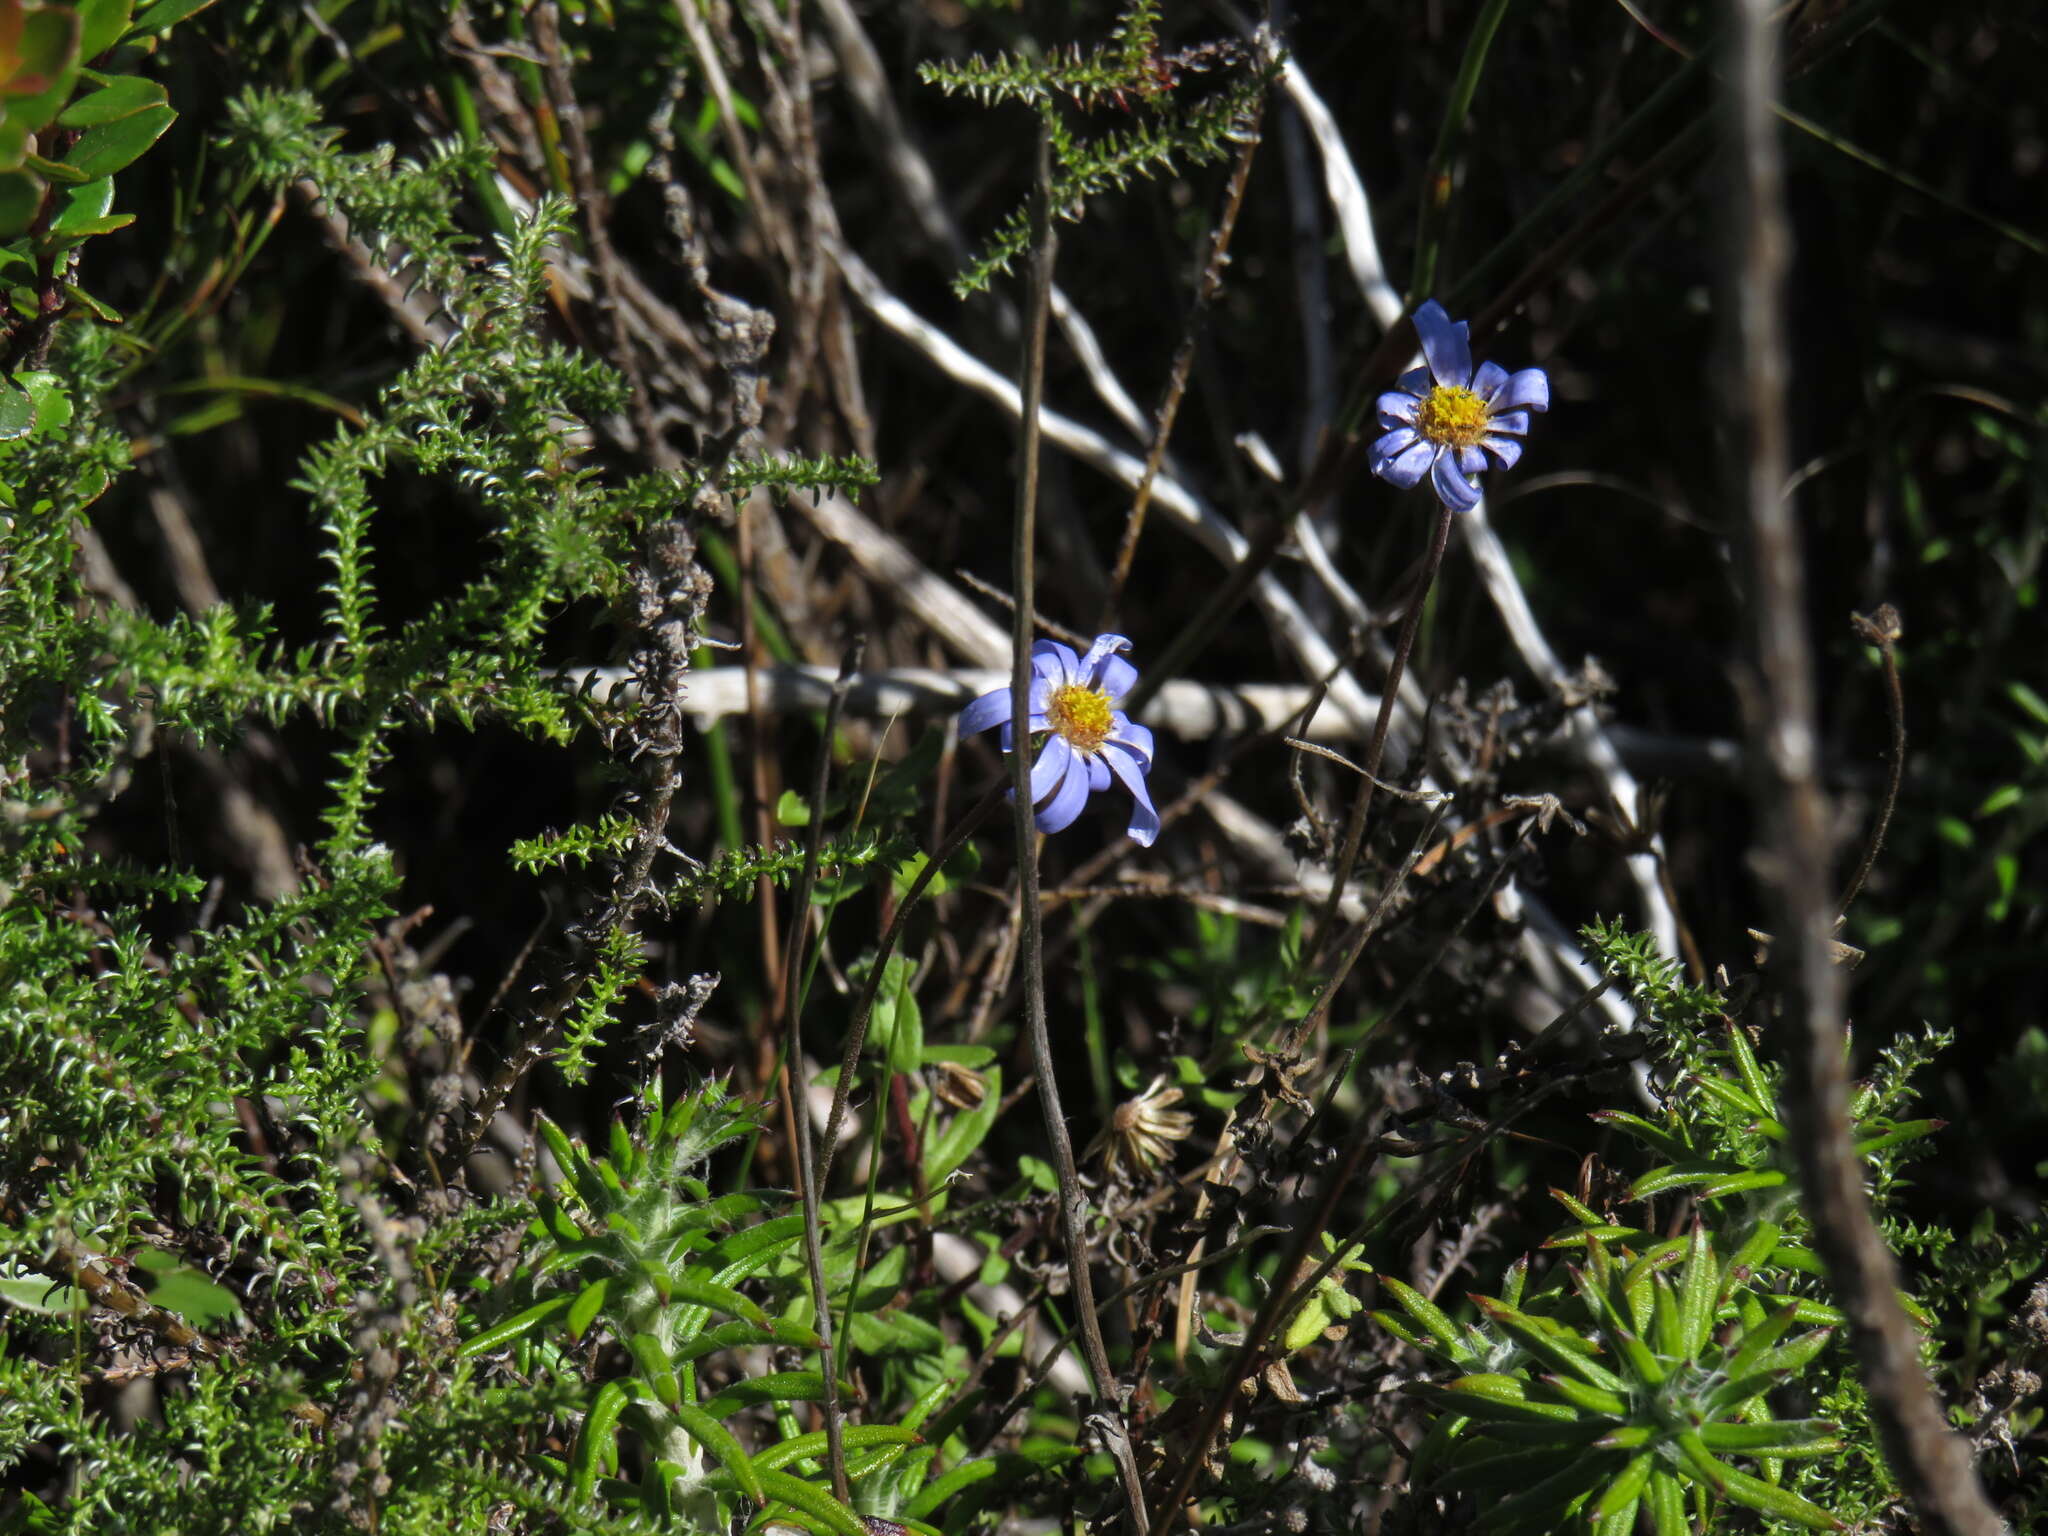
[919, 2, 1275, 294]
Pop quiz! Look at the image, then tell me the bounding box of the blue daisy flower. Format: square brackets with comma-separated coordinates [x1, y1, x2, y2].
[960, 634, 1159, 846]
[1370, 299, 1550, 513]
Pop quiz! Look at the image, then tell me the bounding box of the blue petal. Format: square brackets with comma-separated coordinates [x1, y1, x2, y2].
[1108, 715, 1154, 768]
[1375, 434, 1434, 490]
[1431, 450, 1482, 513]
[1413, 300, 1472, 390]
[1031, 736, 1073, 802]
[958, 687, 1012, 738]
[1396, 366, 1432, 396]
[1456, 445, 1489, 476]
[1032, 641, 1077, 687]
[1493, 367, 1549, 413]
[1376, 390, 1422, 429]
[1034, 751, 1094, 833]
[1078, 634, 1132, 684]
[1097, 655, 1138, 702]
[1487, 409, 1531, 437]
[1370, 426, 1420, 476]
[1472, 360, 1510, 400]
[1103, 742, 1159, 847]
[1481, 433, 1523, 470]
[1086, 754, 1112, 792]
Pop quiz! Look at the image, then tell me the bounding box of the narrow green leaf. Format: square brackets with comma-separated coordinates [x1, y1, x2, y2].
[1474, 1298, 1625, 1391]
[1716, 1461, 1846, 1529]
[1377, 1276, 1473, 1362]
[1697, 1418, 1841, 1454]
[672, 1400, 764, 1501]
[1593, 1450, 1656, 1520]
[571, 1379, 634, 1500]
[700, 1370, 835, 1419]
[1723, 1021, 1774, 1108]
[1722, 1301, 1801, 1379]
[751, 1424, 921, 1475]
[459, 1294, 573, 1358]
[625, 1333, 680, 1408]
[1677, 1221, 1717, 1362]
[1646, 1469, 1688, 1536]
[567, 1276, 611, 1341]
[755, 1469, 869, 1536]
[1537, 1372, 1627, 1417]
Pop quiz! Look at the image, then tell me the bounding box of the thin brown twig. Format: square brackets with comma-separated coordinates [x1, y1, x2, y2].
[1308, 500, 1456, 962]
[531, 1, 667, 467]
[1103, 104, 1265, 621]
[1725, 6, 2002, 1533]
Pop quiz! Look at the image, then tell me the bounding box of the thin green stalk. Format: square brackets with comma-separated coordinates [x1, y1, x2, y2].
[1409, 0, 1519, 305]
[779, 639, 864, 1504]
[1008, 119, 1150, 1536]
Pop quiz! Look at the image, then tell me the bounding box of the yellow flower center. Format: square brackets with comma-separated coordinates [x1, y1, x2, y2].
[1046, 682, 1114, 754]
[1417, 384, 1488, 450]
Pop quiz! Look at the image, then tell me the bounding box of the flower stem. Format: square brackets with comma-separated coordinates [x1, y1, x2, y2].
[1010, 118, 1151, 1536]
[1309, 498, 1456, 962]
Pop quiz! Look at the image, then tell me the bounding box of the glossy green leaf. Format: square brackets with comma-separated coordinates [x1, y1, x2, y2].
[570, 1378, 634, 1500]
[0, 376, 35, 439]
[566, 1276, 611, 1341]
[76, 0, 134, 58]
[0, 165, 42, 235]
[57, 72, 163, 126]
[700, 1370, 834, 1418]
[125, 0, 217, 36]
[62, 101, 171, 180]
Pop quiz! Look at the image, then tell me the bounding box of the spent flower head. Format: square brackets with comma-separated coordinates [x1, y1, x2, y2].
[1370, 299, 1549, 513]
[960, 633, 1158, 846]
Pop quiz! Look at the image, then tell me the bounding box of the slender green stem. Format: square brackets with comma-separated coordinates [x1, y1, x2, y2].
[781, 639, 863, 1503]
[1009, 118, 1150, 1536]
[1409, 0, 1518, 304]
